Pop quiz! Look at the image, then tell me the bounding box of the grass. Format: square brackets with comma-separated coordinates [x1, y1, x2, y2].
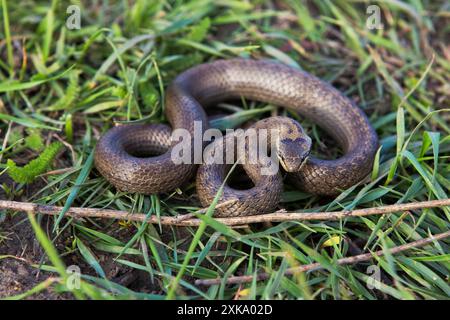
[0, 0, 449, 300]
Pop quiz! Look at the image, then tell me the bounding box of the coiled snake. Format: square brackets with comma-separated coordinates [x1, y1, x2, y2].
[94, 59, 378, 217]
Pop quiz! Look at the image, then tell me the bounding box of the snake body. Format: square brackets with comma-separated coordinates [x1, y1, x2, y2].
[94, 59, 379, 217]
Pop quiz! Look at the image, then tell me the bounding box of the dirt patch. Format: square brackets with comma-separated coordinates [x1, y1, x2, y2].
[0, 211, 167, 299]
[0, 173, 164, 299]
[0, 211, 69, 299]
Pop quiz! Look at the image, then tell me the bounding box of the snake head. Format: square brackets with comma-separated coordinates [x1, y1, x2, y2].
[277, 136, 312, 173]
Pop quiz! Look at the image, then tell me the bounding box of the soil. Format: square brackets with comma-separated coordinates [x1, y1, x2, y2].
[0, 175, 165, 300]
[0, 211, 69, 299]
[0, 209, 171, 299]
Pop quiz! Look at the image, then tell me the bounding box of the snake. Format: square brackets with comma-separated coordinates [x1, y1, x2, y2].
[94, 59, 379, 217]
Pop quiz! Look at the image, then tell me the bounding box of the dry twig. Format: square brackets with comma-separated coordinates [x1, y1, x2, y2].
[0, 199, 449, 226]
[194, 230, 450, 286]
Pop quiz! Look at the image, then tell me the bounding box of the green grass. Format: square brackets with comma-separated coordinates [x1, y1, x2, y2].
[0, 0, 449, 300]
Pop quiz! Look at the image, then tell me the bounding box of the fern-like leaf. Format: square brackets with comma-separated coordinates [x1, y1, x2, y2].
[48, 70, 80, 110]
[7, 142, 63, 184]
[24, 128, 44, 151]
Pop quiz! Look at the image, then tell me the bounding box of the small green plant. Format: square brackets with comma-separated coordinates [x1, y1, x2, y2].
[24, 128, 44, 151]
[47, 70, 80, 111]
[6, 142, 63, 184]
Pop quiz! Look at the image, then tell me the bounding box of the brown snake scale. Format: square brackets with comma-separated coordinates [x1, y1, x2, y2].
[94, 59, 379, 217]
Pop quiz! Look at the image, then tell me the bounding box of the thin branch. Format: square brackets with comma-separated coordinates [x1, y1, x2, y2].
[0, 198, 449, 226]
[194, 230, 450, 286]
